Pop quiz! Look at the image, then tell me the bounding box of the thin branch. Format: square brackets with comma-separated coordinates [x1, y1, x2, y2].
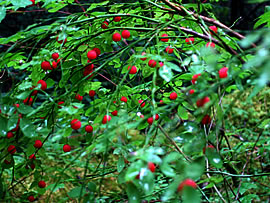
[160, 0, 256, 48]
[97, 73, 117, 86]
[158, 125, 191, 162]
[206, 171, 270, 178]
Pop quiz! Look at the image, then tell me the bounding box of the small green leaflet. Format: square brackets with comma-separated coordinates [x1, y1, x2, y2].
[11, 0, 32, 11]
[0, 6, 6, 23]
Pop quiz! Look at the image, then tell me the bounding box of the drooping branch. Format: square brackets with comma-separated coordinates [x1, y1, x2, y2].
[160, 0, 256, 48]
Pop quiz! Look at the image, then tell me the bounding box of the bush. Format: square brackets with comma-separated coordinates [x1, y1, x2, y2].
[0, 0, 270, 202]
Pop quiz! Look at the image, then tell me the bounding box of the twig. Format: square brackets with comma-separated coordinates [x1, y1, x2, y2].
[97, 73, 117, 86]
[75, 0, 88, 17]
[158, 125, 191, 162]
[206, 159, 227, 203]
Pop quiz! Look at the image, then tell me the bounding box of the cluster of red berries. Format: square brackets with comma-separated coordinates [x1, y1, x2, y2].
[41, 52, 61, 71]
[112, 30, 131, 42]
[101, 16, 121, 29]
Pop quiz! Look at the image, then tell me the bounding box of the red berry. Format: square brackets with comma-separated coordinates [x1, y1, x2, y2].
[147, 117, 153, 125]
[58, 101, 64, 108]
[161, 34, 169, 42]
[159, 100, 164, 104]
[148, 162, 156, 173]
[56, 36, 67, 44]
[70, 119, 81, 130]
[83, 67, 94, 79]
[209, 26, 218, 35]
[111, 110, 118, 116]
[196, 97, 210, 107]
[38, 180, 46, 188]
[189, 89, 195, 94]
[87, 50, 97, 60]
[101, 21, 109, 29]
[52, 61, 57, 69]
[120, 96, 127, 103]
[7, 132, 14, 139]
[8, 145, 16, 154]
[177, 179, 197, 192]
[89, 90, 96, 97]
[4, 159, 11, 165]
[206, 42, 215, 48]
[155, 114, 159, 120]
[30, 163, 35, 170]
[148, 59, 157, 68]
[169, 92, 177, 100]
[159, 62, 164, 67]
[201, 115, 211, 125]
[140, 52, 147, 61]
[185, 37, 194, 44]
[75, 94, 83, 101]
[41, 61, 51, 71]
[191, 73, 201, 84]
[37, 80, 47, 91]
[23, 97, 33, 105]
[34, 140, 43, 148]
[165, 46, 174, 54]
[219, 67, 228, 78]
[29, 154, 36, 160]
[122, 30, 130, 39]
[113, 16, 121, 22]
[93, 48, 101, 56]
[128, 66, 137, 74]
[28, 195, 35, 202]
[102, 115, 112, 124]
[138, 100, 145, 107]
[112, 33, 121, 42]
[203, 144, 215, 154]
[52, 53, 59, 60]
[63, 144, 71, 152]
[85, 125, 93, 133]
[14, 103, 20, 108]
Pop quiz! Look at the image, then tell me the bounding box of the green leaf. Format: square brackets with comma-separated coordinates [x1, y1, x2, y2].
[7, 114, 18, 131]
[17, 105, 34, 114]
[0, 6, 6, 23]
[258, 118, 270, 129]
[11, 0, 32, 10]
[15, 91, 31, 100]
[254, 10, 270, 29]
[67, 186, 86, 198]
[117, 157, 125, 173]
[47, 3, 67, 13]
[46, 183, 65, 193]
[0, 116, 8, 135]
[20, 118, 36, 137]
[182, 186, 201, 203]
[160, 152, 181, 177]
[159, 64, 173, 82]
[46, 78, 55, 89]
[205, 148, 223, 168]
[78, 45, 88, 52]
[177, 106, 188, 120]
[126, 182, 141, 203]
[63, 127, 72, 137]
[18, 81, 32, 91]
[185, 157, 205, 180]
[166, 62, 182, 72]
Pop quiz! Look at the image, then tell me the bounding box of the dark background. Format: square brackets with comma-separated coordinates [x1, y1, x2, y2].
[0, 0, 269, 38]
